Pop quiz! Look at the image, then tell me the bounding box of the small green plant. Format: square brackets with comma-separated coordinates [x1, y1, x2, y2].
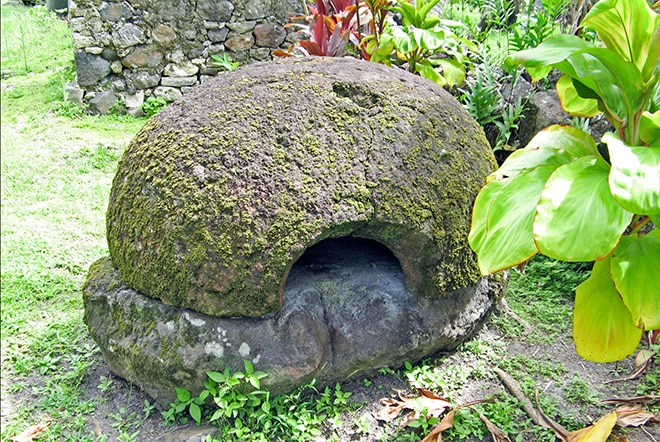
[141, 96, 168, 118]
[385, 0, 475, 87]
[469, 0, 660, 362]
[97, 376, 114, 393]
[407, 408, 441, 434]
[210, 53, 240, 71]
[205, 360, 269, 423]
[163, 362, 359, 440]
[142, 399, 156, 419]
[563, 375, 601, 405]
[353, 412, 372, 434]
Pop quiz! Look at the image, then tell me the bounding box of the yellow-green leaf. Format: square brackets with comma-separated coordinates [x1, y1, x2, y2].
[611, 230, 660, 330]
[566, 411, 617, 442]
[534, 156, 633, 261]
[581, 0, 660, 82]
[556, 75, 601, 117]
[469, 166, 555, 274]
[606, 133, 660, 215]
[492, 126, 597, 181]
[573, 258, 642, 362]
[639, 110, 660, 146]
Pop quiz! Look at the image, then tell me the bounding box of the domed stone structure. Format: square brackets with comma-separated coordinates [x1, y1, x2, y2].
[106, 57, 495, 318]
[84, 57, 504, 404]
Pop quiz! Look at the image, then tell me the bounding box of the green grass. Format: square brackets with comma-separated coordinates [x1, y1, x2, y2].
[0, 5, 144, 440]
[1, 4, 73, 76]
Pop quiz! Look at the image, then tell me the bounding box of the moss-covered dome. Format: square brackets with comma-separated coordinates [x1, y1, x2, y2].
[106, 57, 496, 317]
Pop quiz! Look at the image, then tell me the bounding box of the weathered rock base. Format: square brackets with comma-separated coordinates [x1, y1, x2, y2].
[84, 237, 504, 406]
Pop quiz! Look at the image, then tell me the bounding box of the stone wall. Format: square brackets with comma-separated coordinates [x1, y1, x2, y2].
[66, 0, 303, 115]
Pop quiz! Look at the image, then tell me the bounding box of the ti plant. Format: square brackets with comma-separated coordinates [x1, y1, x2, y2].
[469, 0, 659, 362]
[275, 0, 359, 57]
[279, 0, 474, 88]
[386, 0, 475, 87]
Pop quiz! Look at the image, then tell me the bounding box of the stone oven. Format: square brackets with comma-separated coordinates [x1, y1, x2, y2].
[83, 57, 504, 404]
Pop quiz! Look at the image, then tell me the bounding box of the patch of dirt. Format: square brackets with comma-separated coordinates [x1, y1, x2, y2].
[41, 311, 657, 442]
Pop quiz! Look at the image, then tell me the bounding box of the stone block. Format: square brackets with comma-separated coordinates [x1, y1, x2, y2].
[122, 46, 164, 69]
[164, 61, 199, 77]
[160, 76, 198, 87]
[253, 23, 286, 48]
[225, 34, 254, 51]
[227, 21, 256, 34]
[153, 86, 183, 101]
[75, 51, 111, 86]
[88, 90, 117, 115]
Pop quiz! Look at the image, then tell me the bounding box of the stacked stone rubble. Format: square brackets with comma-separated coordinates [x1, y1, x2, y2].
[67, 0, 302, 115]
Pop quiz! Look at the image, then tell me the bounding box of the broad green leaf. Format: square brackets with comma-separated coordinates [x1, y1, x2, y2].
[556, 75, 601, 117]
[410, 27, 444, 51]
[611, 229, 660, 330]
[176, 387, 191, 403]
[421, 15, 441, 29]
[573, 257, 642, 362]
[581, 0, 660, 81]
[418, 0, 442, 26]
[606, 133, 660, 215]
[493, 126, 598, 181]
[651, 81, 660, 113]
[244, 359, 254, 375]
[534, 156, 633, 261]
[392, 2, 417, 27]
[639, 111, 660, 146]
[416, 62, 445, 86]
[207, 370, 227, 383]
[553, 48, 645, 127]
[391, 27, 415, 54]
[469, 165, 555, 274]
[492, 149, 570, 181]
[507, 34, 592, 81]
[524, 125, 600, 157]
[469, 180, 504, 257]
[435, 58, 464, 87]
[652, 214, 660, 226]
[189, 402, 202, 424]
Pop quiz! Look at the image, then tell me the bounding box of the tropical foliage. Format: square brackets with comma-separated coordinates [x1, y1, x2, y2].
[277, 0, 474, 87]
[469, 0, 660, 362]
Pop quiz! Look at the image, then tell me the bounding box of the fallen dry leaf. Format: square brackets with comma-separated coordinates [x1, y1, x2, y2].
[374, 389, 452, 425]
[374, 396, 408, 422]
[615, 403, 659, 427]
[566, 411, 617, 442]
[10, 417, 52, 442]
[420, 407, 457, 442]
[472, 407, 512, 442]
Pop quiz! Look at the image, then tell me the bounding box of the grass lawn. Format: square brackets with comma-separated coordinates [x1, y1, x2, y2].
[1, 3, 658, 442]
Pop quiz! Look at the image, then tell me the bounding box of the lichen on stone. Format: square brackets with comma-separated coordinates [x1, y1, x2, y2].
[106, 57, 497, 318]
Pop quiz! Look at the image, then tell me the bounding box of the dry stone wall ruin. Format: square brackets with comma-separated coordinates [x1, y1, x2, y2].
[67, 0, 303, 115]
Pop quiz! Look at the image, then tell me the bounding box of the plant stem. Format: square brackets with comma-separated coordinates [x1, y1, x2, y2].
[629, 215, 651, 236]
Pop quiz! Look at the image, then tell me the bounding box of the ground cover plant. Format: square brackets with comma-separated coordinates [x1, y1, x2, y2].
[1, 1, 658, 441]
